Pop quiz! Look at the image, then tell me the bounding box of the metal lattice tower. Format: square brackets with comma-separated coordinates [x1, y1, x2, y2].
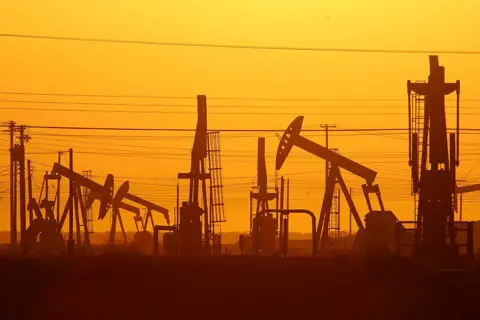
[207, 131, 226, 237]
[82, 170, 94, 234]
[327, 148, 341, 245]
[410, 84, 426, 221]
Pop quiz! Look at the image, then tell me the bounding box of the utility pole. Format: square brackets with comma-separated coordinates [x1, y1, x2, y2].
[349, 187, 353, 236]
[57, 151, 63, 222]
[286, 178, 290, 210]
[320, 124, 336, 184]
[19, 126, 28, 252]
[279, 176, 285, 253]
[68, 148, 74, 253]
[8, 121, 16, 246]
[27, 160, 33, 225]
[459, 193, 463, 222]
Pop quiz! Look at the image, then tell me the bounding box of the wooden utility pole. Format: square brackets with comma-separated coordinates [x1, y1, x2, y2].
[349, 187, 353, 236]
[19, 126, 27, 251]
[27, 160, 33, 225]
[8, 121, 16, 246]
[286, 179, 290, 210]
[279, 176, 285, 252]
[57, 151, 63, 222]
[68, 148, 74, 253]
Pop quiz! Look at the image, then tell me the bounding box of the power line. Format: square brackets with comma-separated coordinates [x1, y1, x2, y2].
[2, 33, 480, 55]
[3, 91, 480, 102]
[0, 91, 194, 100]
[0, 106, 420, 116]
[0, 99, 472, 110]
[24, 125, 408, 132]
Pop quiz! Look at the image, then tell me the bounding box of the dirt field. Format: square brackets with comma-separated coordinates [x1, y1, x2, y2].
[0, 254, 479, 320]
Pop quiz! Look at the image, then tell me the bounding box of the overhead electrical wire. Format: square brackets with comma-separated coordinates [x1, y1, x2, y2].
[2, 91, 480, 102]
[0, 106, 418, 116]
[21, 125, 409, 132]
[2, 33, 480, 55]
[0, 99, 470, 110]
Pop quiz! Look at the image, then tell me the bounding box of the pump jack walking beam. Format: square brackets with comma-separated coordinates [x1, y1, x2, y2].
[276, 117, 377, 185]
[123, 193, 170, 225]
[51, 163, 139, 215]
[51, 163, 170, 245]
[51, 163, 138, 245]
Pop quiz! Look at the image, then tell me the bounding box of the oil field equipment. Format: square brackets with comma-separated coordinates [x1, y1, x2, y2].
[276, 116, 400, 255]
[257, 209, 317, 256]
[402, 55, 474, 263]
[250, 137, 278, 254]
[176, 95, 226, 256]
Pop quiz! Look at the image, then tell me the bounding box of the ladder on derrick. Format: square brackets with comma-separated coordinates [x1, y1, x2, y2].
[326, 148, 341, 247]
[81, 170, 94, 235]
[411, 83, 426, 221]
[328, 188, 341, 245]
[207, 132, 226, 238]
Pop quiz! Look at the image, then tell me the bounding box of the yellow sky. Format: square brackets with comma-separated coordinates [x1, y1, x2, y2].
[0, 1, 480, 235]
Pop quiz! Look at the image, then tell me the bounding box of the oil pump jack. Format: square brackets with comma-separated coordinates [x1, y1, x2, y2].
[406, 55, 473, 262]
[276, 116, 400, 254]
[50, 163, 139, 247]
[25, 161, 169, 253]
[177, 95, 210, 256]
[176, 95, 226, 256]
[250, 137, 278, 254]
[26, 162, 139, 253]
[50, 163, 170, 247]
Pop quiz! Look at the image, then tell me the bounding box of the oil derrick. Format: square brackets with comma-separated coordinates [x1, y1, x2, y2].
[177, 95, 211, 256]
[407, 56, 466, 261]
[250, 137, 277, 254]
[276, 116, 399, 255]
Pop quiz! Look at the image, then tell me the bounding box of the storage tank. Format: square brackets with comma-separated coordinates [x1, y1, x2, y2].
[252, 213, 276, 254]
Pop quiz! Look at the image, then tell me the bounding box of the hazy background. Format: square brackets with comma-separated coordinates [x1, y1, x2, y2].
[1, 1, 479, 235]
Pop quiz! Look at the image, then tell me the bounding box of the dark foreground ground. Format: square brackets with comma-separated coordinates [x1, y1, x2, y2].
[1, 254, 480, 320]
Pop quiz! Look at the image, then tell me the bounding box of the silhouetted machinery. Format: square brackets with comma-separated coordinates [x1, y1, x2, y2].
[175, 95, 210, 256]
[250, 137, 278, 254]
[401, 55, 474, 263]
[276, 116, 400, 255]
[25, 162, 169, 254]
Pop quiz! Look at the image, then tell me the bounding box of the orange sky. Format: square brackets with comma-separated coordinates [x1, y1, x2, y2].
[1, 1, 480, 235]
